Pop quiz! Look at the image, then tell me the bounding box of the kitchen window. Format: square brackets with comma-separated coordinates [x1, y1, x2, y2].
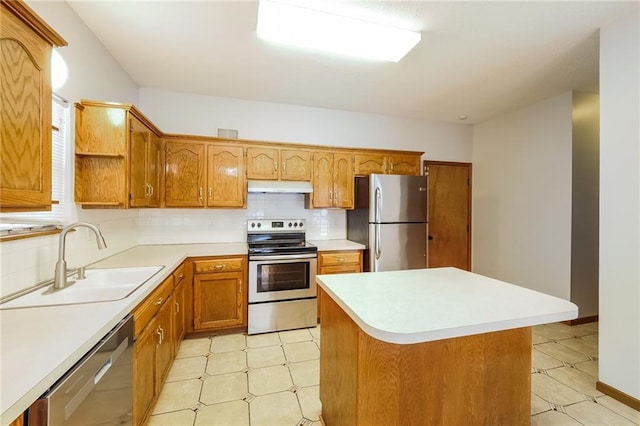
[0, 94, 69, 240]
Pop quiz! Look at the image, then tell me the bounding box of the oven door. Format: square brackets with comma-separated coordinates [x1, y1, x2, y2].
[248, 254, 317, 303]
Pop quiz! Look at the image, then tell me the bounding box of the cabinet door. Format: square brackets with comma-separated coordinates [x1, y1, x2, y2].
[165, 141, 205, 207]
[129, 117, 149, 207]
[355, 153, 387, 175]
[311, 152, 333, 208]
[173, 279, 186, 351]
[133, 317, 158, 426]
[156, 294, 174, 389]
[147, 132, 161, 207]
[193, 271, 244, 330]
[389, 155, 421, 175]
[333, 153, 354, 208]
[207, 145, 245, 207]
[246, 147, 279, 180]
[281, 149, 311, 181]
[0, 8, 52, 210]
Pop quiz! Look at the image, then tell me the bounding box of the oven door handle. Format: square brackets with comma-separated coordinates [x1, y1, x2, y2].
[249, 254, 318, 261]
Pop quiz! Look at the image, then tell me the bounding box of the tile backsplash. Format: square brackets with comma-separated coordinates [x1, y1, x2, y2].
[138, 193, 346, 244]
[0, 193, 346, 298]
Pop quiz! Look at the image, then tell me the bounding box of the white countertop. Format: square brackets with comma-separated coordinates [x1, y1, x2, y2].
[317, 267, 578, 345]
[0, 243, 246, 425]
[308, 239, 365, 251]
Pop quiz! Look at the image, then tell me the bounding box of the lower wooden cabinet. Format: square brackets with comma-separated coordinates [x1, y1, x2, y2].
[317, 250, 363, 320]
[172, 265, 186, 351]
[132, 264, 184, 425]
[193, 256, 247, 331]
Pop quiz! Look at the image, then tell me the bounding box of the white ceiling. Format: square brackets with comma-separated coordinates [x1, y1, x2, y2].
[67, 1, 637, 124]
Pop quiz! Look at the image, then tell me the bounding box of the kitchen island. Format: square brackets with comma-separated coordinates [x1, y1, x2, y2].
[316, 267, 578, 426]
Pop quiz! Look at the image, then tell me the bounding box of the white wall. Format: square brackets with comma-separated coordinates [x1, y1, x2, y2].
[0, 1, 139, 298]
[472, 93, 573, 299]
[598, 11, 640, 400]
[139, 88, 473, 162]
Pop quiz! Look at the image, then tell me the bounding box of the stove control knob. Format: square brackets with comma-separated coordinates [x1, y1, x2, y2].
[251, 223, 255, 228]
[257, 223, 261, 228]
[293, 222, 298, 227]
[298, 222, 303, 228]
[288, 222, 293, 227]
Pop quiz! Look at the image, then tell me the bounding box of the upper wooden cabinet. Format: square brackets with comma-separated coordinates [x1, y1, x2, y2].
[74, 101, 162, 208]
[355, 152, 422, 176]
[246, 147, 311, 181]
[207, 144, 245, 207]
[0, 0, 66, 211]
[130, 117, 161, 207]
[307, 151, 353, 209]
[164, 138, 246, 208]
[164, 139, 205, 207]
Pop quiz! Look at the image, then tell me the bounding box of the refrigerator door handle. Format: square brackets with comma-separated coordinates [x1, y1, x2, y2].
[375, 186, 381, 223]
[375, 223, 381, 261]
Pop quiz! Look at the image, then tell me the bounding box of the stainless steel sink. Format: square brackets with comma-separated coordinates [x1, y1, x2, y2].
[0, 266, 164, 309]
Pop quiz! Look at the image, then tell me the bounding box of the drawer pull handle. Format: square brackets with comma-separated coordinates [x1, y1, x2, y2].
[335, 257, 345, 262]
[214, 264, 225, 270]
[156, 328, 162, 344]
[178, 273, 184, 279]
[175, 301, 180, 313]
[154, 297, 163, 306]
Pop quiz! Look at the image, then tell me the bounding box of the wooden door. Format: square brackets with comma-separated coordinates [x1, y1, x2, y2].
[425, 161, 471, 270]
[193, 271, 244, 330]
[0, 7, 53, 210]
[129, 117, 149, 207]
[207, 144, 245, 207]
[333, 153, 354, 208]
[281, 149, 311, 181]
[389, 155, 421, 175]
[355, 153, 387, 175]
[164, 140, 205, 207]
[246, 147, 278, 180]
[311, 152, 333, 208]
[133, 317, 157, 425]
[147, 132, 161, 207]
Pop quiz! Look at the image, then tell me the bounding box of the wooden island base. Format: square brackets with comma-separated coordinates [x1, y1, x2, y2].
[319, 291, 532, 426]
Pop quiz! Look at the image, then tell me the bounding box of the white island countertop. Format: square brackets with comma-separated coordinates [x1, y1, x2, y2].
[307, 239, 365, 251]
[0, 243, 247, 425]
[317, 267, 578, 345]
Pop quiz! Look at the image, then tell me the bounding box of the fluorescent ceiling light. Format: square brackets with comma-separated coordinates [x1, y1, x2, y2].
[256, 0, 421, 62]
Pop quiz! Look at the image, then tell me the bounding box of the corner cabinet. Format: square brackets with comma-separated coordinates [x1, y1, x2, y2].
[0, 0, 66, 211]
[246, 147, 311, 181]
[192, 256, 247, 331]
[164, 138, 246, 208]
[74, 101, 162, 208]
[306, 151, 354, 209]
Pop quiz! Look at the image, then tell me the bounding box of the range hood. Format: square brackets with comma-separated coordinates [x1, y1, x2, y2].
[247, 180, 313, 193]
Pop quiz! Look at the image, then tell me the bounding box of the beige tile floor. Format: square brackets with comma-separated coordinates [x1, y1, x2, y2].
[149, 322, 640, 426]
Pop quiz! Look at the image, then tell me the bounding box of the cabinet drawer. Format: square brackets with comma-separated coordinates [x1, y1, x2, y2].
[194, 257, 244, 273]
[133, 275, 174, 337]
[319, 264, 361, 275]
[319, 251, 361, 267]
[172, 262, 186, 287]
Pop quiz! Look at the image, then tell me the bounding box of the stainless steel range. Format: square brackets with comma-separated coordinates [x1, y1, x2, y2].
[247, 219, 318, 334]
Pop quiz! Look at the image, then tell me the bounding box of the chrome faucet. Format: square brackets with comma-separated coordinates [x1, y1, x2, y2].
[54, 222, 107, 289]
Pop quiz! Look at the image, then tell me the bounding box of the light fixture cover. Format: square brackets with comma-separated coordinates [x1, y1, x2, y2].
[256, 0, 421, 62]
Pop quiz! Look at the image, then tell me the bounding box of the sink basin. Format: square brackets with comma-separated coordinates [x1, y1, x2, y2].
[0, 266, 164, 309]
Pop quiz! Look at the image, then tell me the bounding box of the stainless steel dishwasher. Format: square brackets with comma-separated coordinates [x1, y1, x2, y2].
[28, 315, 134, 425]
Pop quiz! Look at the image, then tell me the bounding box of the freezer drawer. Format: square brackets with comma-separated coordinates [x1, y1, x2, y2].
[369, 223, 427, 272]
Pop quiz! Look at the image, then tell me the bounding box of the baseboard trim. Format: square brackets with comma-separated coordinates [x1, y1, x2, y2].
[596, 380, 640, 411]
[563, 315, 598, 326]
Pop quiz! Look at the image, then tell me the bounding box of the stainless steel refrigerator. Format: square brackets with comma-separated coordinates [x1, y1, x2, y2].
[347, 174, 428, 272]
